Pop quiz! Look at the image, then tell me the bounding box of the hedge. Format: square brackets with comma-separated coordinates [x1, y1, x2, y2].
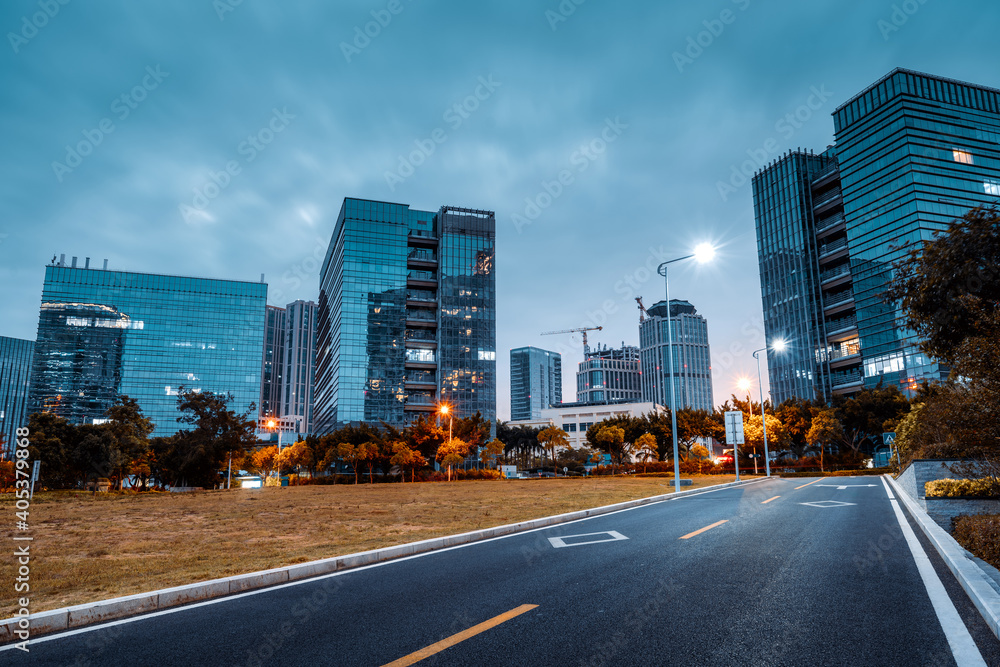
[925, 478, 1000, 498]
[953, 514, 1000, 570]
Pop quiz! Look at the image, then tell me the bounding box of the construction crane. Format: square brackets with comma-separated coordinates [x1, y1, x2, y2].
[635, 297, 648, 323]
[541, 326, 603, 355]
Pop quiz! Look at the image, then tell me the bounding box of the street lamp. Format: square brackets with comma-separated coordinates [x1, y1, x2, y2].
[737, 377, 752, 475]
[752, 339, 786, 478]
[657, 243, 716, 493]
[439, 404, 453, 442]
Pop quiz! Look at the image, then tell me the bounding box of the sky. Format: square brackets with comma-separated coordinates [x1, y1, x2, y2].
[2, 0, 998, 421]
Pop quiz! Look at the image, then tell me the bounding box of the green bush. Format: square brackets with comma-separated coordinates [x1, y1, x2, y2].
[925, 478, 1000, 498]
[953, 514, 1000, 570]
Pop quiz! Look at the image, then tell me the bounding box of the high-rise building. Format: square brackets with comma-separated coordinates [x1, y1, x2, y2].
[28, 257, 267, 436]
[0, 336, 34, 457]
[260, 305, 286, 420]
[281, 300, 317, 435]
[510, 346, 561, 420]
[753, 69, 1000, 404]
[576, 343, 641, 405]
[314, 198, 496, 433]
[639, 300, 714, 412]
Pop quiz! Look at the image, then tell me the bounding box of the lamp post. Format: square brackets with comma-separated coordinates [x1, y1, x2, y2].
[656, 243, 715, 493]
[737, 377, 755, 474]
[752, 339, 786, 478]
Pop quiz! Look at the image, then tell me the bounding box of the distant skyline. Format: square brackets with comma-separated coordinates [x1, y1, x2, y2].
[2, 1, 998, 421]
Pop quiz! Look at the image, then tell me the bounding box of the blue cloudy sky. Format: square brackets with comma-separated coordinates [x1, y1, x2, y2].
[1, 0, 997, 420]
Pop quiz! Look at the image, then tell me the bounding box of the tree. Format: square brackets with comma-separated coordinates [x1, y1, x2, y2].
[252, 446, 279, 478]
[26, 412, 80, 488]
[390, 441, 426, 482]
[743, 413, 787, 469]
[436, 437, 469, 481]
[676, 409, 722, 461]
[480, 438, 505, 469]
[338, 441, 378, 484]
[807, 409, 844, 472]
[104, 395, 154, 489]
[496, 420, 542, 468]
[591, 425, 627, 471]
[161, 388, 258, 488]
[775, 397, 818, 458]
[276, 441, 312, 475]
[635, 433, 658, 472]
[537, 426, 569, 477]
[833, 384, 909, 458]
[887, 205, 1000, 387]
[690, 444, 710, 474]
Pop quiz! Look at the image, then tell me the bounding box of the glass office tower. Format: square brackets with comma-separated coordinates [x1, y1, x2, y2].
[753, 69, 1000, 403]
[281, 299, 317, 435]
[576, 344, 641, 405]
[260, 305, 286, 420]
[510, 346, 562, 421]
[29, 259, 267, 436]
[639, 300, 715, 412]
[0, 336, 34, 457]
[315, 198, 496, 433]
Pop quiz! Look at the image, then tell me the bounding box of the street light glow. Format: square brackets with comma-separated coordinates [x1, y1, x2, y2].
[439, 404, 450, 415]
[771, 338, 788, 352]
[267, 419, 276, 429]
[693, 243, 716, 264]
[737, 377, 752, 392]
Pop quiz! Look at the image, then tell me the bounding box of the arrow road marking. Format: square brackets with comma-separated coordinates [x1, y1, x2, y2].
[815, 484, 879, 490]
[799, 500, 857, 508]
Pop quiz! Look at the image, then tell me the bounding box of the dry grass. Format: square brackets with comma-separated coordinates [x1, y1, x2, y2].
[1, 475, 740, 617]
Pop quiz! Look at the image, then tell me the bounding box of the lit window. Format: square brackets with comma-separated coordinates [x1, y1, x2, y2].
[953, 149, 974, 165]
[985, 180, 1000, 196]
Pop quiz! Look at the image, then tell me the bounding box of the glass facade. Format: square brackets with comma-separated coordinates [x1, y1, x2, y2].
[29, 263, 267, 436]
[576, 344, 641, 405]
[0, 336, 34, 457]
[260, 305, 286, 419]
[314, 198, 496, 433]
[281, 300, 317, 435]
[510, 346, 562, 420]
[753, 69, 1000, 403]
[639, 300, 715, 412]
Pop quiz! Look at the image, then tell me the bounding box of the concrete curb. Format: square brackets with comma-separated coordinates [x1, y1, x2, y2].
[885, 474, 1000, 640]
[1, 476, 770, 643]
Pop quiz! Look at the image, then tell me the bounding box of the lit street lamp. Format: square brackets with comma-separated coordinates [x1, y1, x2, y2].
[753, 339, 786, 478]
[737, 377, 754, 475]
[657, 243, 715, 493]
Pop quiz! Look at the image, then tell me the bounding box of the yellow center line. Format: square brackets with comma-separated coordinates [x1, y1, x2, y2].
[795, 478, 823, 490]
[382, 604, 538, 666]
[762, 496, 780, 504]
[679, 519, 728, 539]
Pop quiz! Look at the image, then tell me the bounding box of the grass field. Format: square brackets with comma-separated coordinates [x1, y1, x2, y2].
[0, 475, 746, 618]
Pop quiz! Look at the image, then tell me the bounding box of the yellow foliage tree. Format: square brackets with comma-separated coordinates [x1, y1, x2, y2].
[436, 437, 469, 481]
[635, 433, 658, 473]
[251, 446, 279, 479]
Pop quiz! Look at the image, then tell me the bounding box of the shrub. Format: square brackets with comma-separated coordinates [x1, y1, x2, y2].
[952, 514, 1000, 569]
[925, 478, 1000, 498]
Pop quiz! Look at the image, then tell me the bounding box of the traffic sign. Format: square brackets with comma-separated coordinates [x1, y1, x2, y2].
[882, 432, 896, 445]
[724, 411, 744, 445]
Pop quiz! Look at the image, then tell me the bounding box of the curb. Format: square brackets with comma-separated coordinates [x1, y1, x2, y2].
[1, 476, 771, 644]
[885, 474, 1000, 640]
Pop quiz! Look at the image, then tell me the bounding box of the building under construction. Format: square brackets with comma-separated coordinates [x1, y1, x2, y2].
[575, 343, 641, 405]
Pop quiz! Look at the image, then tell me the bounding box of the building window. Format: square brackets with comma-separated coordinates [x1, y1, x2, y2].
[984, 180, 1000, 196]
[952, 149, 974, 165]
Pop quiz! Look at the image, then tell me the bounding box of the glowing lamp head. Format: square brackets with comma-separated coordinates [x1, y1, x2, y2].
[439, 405, 450, 416]
[737, 378, 752, 393]
[267, 419, 276, 429]
[693, 243, 716, 264]
[771, 339, 788, 353]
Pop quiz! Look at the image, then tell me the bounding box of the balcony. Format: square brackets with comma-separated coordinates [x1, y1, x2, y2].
[403, 394, 438, 411]
[406, 270, 437, 289]
[818, 237, 850, 264]
[812, 186, 843, 213]
[407, 250, 438, 268]
[823, 289, 855, 316]
[407, 231, 438, 248]
[406, 310, 437, 329]
[825, 314, 857, 336]
[815, 212, 846, 237]
[404, 329, 437, 349]
[820, 264, 851, 284]
[830, 368, 863, 388]
[811, 161, 840, 187]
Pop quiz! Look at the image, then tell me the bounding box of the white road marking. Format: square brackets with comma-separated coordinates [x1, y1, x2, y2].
[548, 531, 628, 548]
[814, 484, 879, 490]
[880, 477, 986, 666]
[798, 500, 856, 508]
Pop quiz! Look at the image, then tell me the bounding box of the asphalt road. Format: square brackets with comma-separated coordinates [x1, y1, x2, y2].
[9, 477, 1000, 666]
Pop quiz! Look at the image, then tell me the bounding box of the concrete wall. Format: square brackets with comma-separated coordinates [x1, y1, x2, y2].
[896, 459, 997, 530]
